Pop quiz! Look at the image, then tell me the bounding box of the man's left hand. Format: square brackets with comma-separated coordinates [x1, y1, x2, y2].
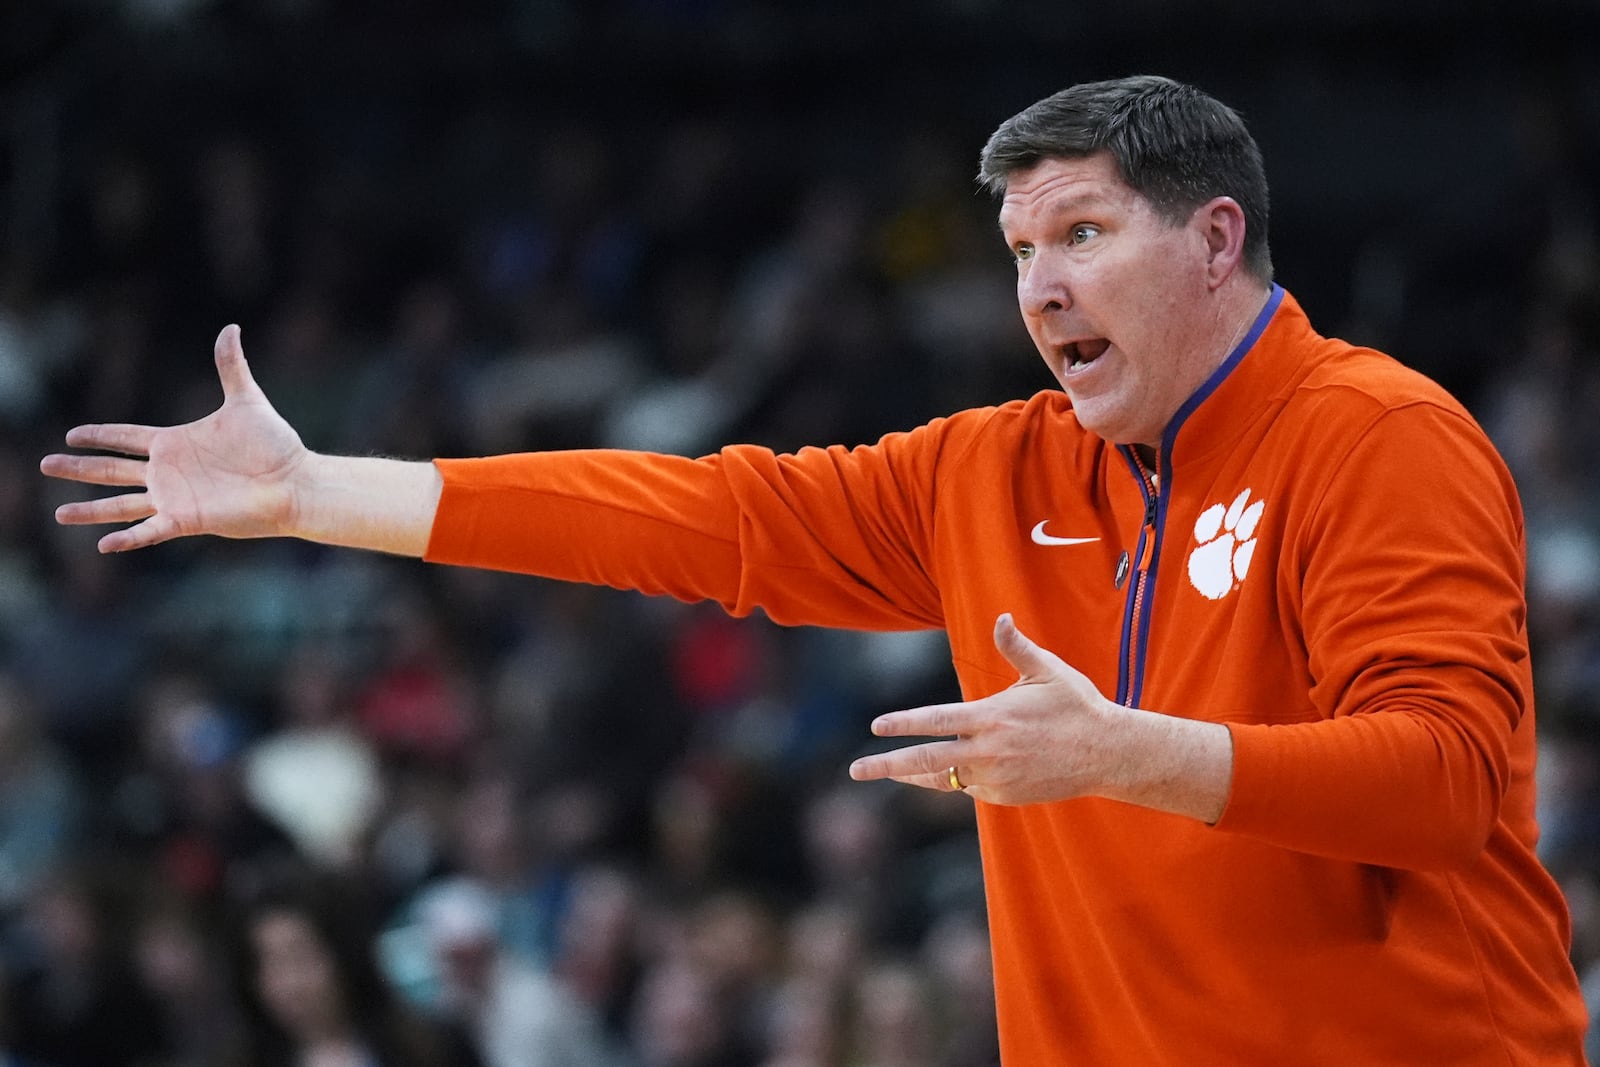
[849, 613, 1125, 805]
[849, 613, 1234, 821]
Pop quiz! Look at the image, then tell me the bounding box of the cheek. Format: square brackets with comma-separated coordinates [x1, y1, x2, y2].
[1112, 279, 1190, 362]
[1020, 315, 1058, 364]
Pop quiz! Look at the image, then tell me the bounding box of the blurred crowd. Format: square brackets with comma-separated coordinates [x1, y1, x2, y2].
[1, 2, 1598, 1064]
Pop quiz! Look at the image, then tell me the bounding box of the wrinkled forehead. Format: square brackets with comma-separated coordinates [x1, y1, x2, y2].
[997, 154, 1143, 232]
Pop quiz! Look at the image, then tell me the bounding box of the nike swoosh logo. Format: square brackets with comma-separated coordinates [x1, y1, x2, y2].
[1030, 521, 1100, 546]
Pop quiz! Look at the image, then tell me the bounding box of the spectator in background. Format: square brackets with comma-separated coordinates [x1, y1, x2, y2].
[355, 592, 479, 769]
[118, 669, 293, 906]
[131, 889, 247, 1067]
[848, 960, 936, 1067]
[798, 784, 921, 949]
[242, 643, 383, 870]
[8, 863, 168, 1067]
[441, 766, 570, 968]
[8, 538, 146, 774]
[755, 976, 846, 1067]
[628, 955, 749, 1067]
[345, 279, 481, 461]
[681, 889, 784, 1056]
[551, 864, 646, 1047]
[408, 876, 623, 1067]
[230, 873, 479, 1067]
[0, 440, 52, 649]
[0, 675, 80, 917]
[918, 912, 999, 1067]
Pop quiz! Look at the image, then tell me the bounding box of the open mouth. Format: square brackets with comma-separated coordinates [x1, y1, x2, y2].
[1065, 338, 1111, 370]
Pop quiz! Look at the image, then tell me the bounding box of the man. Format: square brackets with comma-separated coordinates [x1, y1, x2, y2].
[43, 76, 1589, 1062]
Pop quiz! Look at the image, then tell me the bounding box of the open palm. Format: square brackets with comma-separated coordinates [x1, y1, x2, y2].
[41, 325, 309, 552]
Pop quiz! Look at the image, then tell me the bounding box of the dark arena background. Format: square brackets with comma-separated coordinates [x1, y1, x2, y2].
[2, 2, 1598, 1064]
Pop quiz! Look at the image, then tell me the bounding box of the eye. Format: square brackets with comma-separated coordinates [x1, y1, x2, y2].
[1069, 224, 1100, 245]
[1012, 243, 1035, 263]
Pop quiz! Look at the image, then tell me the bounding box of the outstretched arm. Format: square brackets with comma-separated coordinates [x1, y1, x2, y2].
[41, 325, 442, 556]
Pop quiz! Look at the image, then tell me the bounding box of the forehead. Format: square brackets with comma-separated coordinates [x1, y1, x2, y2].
[997, 153, 1142, 232]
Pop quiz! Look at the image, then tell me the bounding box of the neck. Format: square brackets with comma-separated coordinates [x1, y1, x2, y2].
[1213, 282, 1273, 370]
[1139, 282, 1274, 452]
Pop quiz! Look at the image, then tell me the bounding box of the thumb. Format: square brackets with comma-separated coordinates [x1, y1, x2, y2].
[214, 324, 260, 400]
[993, 613, 1063, 681]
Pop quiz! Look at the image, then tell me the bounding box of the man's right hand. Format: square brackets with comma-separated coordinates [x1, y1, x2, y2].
[42, 325, 308, 552]
[42, 324, 443, 558]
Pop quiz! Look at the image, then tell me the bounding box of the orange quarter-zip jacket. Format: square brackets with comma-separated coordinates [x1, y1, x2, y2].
[425, 287, 1589, 1064]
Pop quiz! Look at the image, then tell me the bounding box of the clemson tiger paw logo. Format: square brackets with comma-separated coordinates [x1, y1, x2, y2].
[1186, 489, 1264, 600]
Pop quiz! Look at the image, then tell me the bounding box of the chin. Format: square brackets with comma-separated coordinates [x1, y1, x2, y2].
[1078, 417, 1154, 448]
[1066, 393, 1158, 447]
[1066, 401, 1121, 442]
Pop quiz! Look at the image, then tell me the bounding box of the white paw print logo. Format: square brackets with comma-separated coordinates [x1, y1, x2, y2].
[1186, 489, 1265, 600]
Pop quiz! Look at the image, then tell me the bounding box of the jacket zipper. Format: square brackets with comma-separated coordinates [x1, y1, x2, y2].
[1116, 449, 1161, 706]
[1103, 287, 1279, 705]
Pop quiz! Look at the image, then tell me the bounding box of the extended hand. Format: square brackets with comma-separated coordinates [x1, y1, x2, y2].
[849, 613, 1233, 820]
[41, 325, 309, 552]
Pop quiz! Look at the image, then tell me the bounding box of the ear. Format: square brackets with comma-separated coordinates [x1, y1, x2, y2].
[1195, 196, 1248, 289]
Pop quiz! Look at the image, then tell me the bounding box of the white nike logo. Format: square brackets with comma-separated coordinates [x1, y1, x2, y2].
[1030, 521, 1100, 546]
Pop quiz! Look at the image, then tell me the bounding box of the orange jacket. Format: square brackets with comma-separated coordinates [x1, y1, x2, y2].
[427, 288, 1588, 1064]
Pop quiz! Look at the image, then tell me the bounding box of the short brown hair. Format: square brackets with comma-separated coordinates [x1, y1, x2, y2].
[979, 75, 1273, 281]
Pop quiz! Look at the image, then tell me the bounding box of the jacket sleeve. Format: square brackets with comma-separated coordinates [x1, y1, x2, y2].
[423, 425, 955, 631]
[1214, 401, 1530, 870]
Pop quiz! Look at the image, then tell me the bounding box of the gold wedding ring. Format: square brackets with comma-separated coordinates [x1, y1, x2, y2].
[948, 765, 966, 792]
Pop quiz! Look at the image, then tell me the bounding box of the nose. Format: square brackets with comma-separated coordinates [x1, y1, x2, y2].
[1017, 254, 1070, 318]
